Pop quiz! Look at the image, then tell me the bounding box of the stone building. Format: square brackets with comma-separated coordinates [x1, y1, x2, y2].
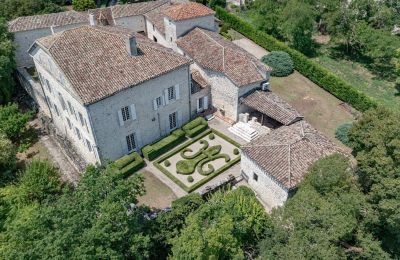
[241, 120, 344, 209]
[28, 25, 191, 164]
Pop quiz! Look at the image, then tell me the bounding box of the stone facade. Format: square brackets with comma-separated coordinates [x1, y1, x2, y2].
[115, 15, 146, 32]
[241, 153, 289, 208]
[88, 65, 191, 162]
[145, 19, 169, 46]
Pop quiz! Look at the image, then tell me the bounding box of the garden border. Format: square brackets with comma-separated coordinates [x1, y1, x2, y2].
[154, 128, 241, 193]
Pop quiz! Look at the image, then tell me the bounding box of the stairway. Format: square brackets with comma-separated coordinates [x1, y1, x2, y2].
[228, 122, 259, 143]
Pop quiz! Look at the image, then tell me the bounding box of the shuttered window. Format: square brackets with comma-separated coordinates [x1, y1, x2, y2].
[121, 106, 130, 121]
[126, 133, 136, 152]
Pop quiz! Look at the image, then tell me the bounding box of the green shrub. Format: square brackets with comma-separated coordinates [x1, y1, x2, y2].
[209, 133, 215, 140]
[335, 123, 353, 146]
[72, 0, 95, 11]
[215, 7, 377, 112]
[187, 176, 194, 183]
[164, 160, 171, 167]
[114, 152, 145, 177]
[233, 148, 239, 155]
[182, 117, 208, 137]
[142, 129, 186, 161]
[261, 51, 294, 77]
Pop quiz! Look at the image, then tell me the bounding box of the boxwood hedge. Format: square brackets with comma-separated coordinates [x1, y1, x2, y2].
[114, 152, 145, 178]
[215, 7, 377, 112]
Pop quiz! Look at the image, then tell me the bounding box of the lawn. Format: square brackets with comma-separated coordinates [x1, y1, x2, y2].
[154, 129, 240, 193]
[137, 170, 177, 209]
[312, 54, 399, 112]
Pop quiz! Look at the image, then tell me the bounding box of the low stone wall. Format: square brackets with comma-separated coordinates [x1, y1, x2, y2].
[197, 174, 241, 198]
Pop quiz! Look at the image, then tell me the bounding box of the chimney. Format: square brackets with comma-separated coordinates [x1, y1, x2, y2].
[89, 13, 97, 26]
[125, 36, 138, 56]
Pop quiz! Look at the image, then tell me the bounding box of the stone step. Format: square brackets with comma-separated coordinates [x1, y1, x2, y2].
[228, 122, 260, 143]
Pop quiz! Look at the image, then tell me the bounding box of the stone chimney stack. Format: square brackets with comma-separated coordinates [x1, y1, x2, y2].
[89, 13, 97, 26]
[125, 36, 138, 56]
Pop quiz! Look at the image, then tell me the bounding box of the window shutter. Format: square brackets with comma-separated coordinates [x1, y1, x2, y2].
[161, 96, 165, 106]
[130, 104, 137, 120]
[203, 96, 209, 110]
[177, 111, 182, 127]
[164, 89, 169, 105]
[175, 84, 180, 100]
[153, 99, 158, 110]
[118, 109, 124, 126]
[196, 98, 201, 113]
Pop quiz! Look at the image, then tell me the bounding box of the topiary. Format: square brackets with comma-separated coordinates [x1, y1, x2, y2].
[261, 51, 294, 77]
[209, 133, 215, 140]
[187, 176, 194, 183]
[164, 160, 171, 167]
[233, 148, 239, 155]
[335, 123, 353, 146]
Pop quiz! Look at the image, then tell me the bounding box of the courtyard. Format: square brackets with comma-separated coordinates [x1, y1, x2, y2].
[154, 128, 241, 193]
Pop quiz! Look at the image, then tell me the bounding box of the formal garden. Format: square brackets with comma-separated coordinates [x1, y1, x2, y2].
[141, 117, 241, 193]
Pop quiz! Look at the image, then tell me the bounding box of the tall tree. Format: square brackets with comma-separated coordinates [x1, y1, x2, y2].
[0, 19, 15, 104]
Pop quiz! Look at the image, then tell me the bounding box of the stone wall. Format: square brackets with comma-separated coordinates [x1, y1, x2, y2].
[241, 152, 289, 208]
[115, 15, 146, 32]
[145, 19, 169, 47]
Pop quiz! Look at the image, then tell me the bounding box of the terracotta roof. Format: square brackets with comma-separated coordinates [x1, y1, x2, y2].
[8, 11, 87, 32]
[191, 69, 210, 89]
[8, 0, 168, 32]
[111, 0, 168, 18]
[162, 2, 214, 21]
[34, 26, 191, 105]
[242, 90, 303, 125]
[242, 121, 345, 190]
[176, 28, 270, 87]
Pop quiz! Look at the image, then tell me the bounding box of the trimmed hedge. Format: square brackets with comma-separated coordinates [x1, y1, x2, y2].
[261, 51, 294, 77]
[182, 117, 208, 137]
[142, 129, 186, 161]
[215, 7, 377, 112]
[114, 152, 145, 178]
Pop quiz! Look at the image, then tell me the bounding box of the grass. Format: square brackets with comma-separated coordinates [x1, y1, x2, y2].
[312, 53, 399, 112]
[270, 72, 355, 148]
[137, 170, 177, 208]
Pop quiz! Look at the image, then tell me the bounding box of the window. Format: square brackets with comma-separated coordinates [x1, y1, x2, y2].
[45, 79, 52, 93]
[156, 96, 162, 107]
[153, 36, 158, 42]
[75, 127, 81, 140]
[66, 117, 72, 129]
[169, 112, 177, 130]
[153, 24, 155, 31]
[78, 112, 85, 126]
[170, 37, 173, 42]
[167, 86, 175, 101]
[54, 104, 60, 116]
[198, 97, 204, 110]
[84, 118, 90, 132]
[67, 101, 74, 115]
[253, 173, 258, 182]
[58, 93, 67, 111]
[85, 139, 92, 152]
[121, 106, 130, 121]
[126, 133, 136, 152]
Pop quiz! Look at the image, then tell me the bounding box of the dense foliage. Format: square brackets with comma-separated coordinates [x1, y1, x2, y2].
[215, 7, 376, 112]
[335, 122, 353, 146]
[261, 51, 294, 77]
[72, 0, 96, 11]
[0, 19, 15, 104]
[244, 0, 400, 79]
[170, 187, 270, 259]
[0, 103, 32, 142]
[0, 0, 64, 21]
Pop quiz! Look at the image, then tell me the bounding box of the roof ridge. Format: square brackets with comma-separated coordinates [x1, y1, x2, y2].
[242, 143, 289, 149]
[197, 28, 225, 70]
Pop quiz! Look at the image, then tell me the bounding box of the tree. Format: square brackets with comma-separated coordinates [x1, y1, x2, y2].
[170, 187, 271, 259]
[261, 51, 294, 77]
[0, 19, 15, 104]
[0, 164, 148, 259]
[0, 0, 64, 21]
[209, 0, 226, 9]
[348, 107, 400, 257]
[281, 0, 316, 55]
[335, 122, 353, 146]
[72, 0, 96, 11]
[0, 103, 32, 143]
[259, 154, 389, 259]
[0, 133, 16, 186]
